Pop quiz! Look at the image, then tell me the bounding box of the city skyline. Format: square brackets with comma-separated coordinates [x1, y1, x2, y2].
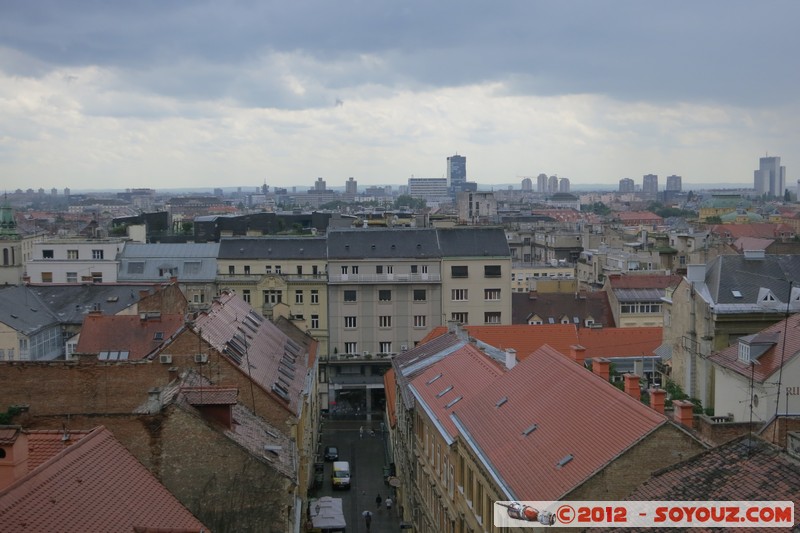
[0, 2, 798, 191]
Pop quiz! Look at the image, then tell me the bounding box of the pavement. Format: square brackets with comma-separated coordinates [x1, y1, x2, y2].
[311, 419, 402, 532]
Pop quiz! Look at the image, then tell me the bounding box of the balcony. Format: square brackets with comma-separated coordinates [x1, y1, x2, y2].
[328, 273, 440, 284]
[216, 272, 328, 283]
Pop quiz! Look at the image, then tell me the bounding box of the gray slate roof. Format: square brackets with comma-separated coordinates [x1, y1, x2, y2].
[0, 286, 59, 335]
[327, 229, 442, 259]
[28, 284, 156, 325]
[118, 243, 220, 282]
[218, 237, 328, 260]
[436, 227, 510, 257]
[704, 254, 800, 304]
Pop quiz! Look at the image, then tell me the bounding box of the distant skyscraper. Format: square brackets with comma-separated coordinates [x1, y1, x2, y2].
[63, 187, 70, 197]
[558, 177, 570, 193]
[536, 174, 548, 193]
[754, 156, 786, 197]
[643, 174, 658, 196]
[521, 177, 533, 191]
[447, 154, 467, 196]
[619, 178, 635, 193]
[345, 177, 357, 195]
[547, 175, 559, 194]
[666, 175, 682, 192]
[314, 177, 327, 191]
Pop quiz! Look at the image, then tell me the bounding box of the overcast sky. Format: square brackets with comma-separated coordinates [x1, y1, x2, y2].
[1, 1, 798, 191]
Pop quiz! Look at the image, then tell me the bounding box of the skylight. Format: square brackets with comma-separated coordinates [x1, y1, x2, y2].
[436, 385, 454, 398]
[426, 373, 443, 385]
[445, 396, 463, 408]
[522, 423, 538, 436]
[556, 454, 574, 468]
[731, 290, 742, 298]
[496, 396, 508, 408]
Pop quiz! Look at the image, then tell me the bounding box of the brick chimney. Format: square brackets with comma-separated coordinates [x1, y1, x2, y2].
[0, 427, 28, 491]
[504, 348, 517, 370]
[623, 374, 641, 401]
[592, 358, 610, 382]
[649, 388, 666, 415]
[569, 344, 586, 366]
[673, 399, 694, 428]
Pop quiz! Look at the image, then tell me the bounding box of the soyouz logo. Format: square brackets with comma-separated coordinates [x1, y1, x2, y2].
[494, 501, 795, 528]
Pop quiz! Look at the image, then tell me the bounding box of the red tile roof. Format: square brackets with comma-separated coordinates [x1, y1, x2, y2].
[409, 344, 504, 442]
[384, 368, 397, 428]
[194, 291, 310, 416]
[709, 313, 800, 382]
[421, 324, 579, 360]
[0, 427, 208, 532]
[709, 223, 786, 240]
[577, 327, 662, 359]
[182, 386, 238, 405]
[615, 211, 663, 223]
[76, 313, 185, 360]
[26, 430, 93, 471]
[607, 273, 682, 289]
[451, 345, 665, 500]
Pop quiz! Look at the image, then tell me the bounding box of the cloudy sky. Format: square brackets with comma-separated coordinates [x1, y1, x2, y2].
[1, 1, 798, 192]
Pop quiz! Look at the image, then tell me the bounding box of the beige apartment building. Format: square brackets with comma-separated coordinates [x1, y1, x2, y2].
[215, 237, 330, 356]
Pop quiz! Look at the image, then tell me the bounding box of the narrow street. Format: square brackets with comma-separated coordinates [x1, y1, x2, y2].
[311, 419, 402, 533]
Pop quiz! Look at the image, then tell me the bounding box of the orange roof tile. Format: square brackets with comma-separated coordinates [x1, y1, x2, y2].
[0, 427, 208, 532]
[577, 327, 662, 359]
[384, 368, 397, 428]
[76, 313, 185, 360]
[409, 344, 504, 442]
[452, 345, 665, 500]
[421, 324, 579, 360]
[26, 430, 93, 471]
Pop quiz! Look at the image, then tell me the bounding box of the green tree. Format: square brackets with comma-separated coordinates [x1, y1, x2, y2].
[705, 215, 723, 224]
[394, 195, 426, 210]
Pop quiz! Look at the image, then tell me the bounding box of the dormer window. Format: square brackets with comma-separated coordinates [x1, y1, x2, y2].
[738, 342, 751, 363]
[763, 293, 775, 302]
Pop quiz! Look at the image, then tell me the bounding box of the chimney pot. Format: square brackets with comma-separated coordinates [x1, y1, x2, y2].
[504, 348, 517, 370]
[673, 399, 694, 428]
[623, 373, 641, 401]
[649, 388, 666, 415]
[569, 344, 586, 366]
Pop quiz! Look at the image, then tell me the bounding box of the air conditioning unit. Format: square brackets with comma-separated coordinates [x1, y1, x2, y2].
[159, 354, 173, 364]
[400, 344, 408, 352]
[194, 353, 208, 364]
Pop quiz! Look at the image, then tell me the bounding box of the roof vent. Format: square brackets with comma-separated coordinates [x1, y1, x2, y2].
[445, 396, 463, 408]
[522, 423, 538, 436]
[732, 290, 743, 298]
[496, 396, 508, 408]
[556, 454, 574, 468]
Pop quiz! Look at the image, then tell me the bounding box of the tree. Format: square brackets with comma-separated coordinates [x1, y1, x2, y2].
[705, 215, 723, 224]
[394, 195, 426, 210]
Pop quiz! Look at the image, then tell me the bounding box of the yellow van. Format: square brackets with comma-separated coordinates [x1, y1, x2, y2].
[331, 461, 350, 489]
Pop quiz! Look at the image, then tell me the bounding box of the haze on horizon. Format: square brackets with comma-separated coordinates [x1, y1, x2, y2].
[0, 1, 798, 191]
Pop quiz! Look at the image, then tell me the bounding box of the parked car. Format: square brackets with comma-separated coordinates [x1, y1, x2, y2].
[324, 446, 339, 461]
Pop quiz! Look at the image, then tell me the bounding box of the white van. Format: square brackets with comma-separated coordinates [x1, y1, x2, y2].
[331, 461, 351, 489]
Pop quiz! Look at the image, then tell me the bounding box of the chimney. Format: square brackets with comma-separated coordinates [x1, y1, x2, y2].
[649, 388, 666, 415]
[623, 373, 641, 401]
[569, 345, 586, 366]
[145, 387, 162, 414]
[0, 428, 28, 491]
[504, 348, 517, 370]
[673, 399, 694, 429]
[592, 358, 611, 382]
[447, 320, 459, 334]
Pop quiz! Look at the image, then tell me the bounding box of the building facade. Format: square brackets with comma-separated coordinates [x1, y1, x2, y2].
[754, 156, 786, 197]
[447, 154, 466, 197]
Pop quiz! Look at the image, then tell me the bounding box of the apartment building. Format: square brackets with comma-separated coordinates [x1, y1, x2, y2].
[25, 239, 125, 284]
[216, 237, 329, 356]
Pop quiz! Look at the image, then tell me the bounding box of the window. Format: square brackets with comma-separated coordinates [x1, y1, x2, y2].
[379, 316, 392, 328]
[379, 290, 392, 302]
[451, 289, 468, 301]
[67, 249, 79, 260]
[414, 315, 427, 328]
[311, 315, 319, 329]
[738, 342, 751, 363]
[91, 272, 103, 283]
[484, 288, 501, 301]
[451, 265, 468, 278]
[92, 249, 104, 260]
[379, 341, 392, 354]
[41, 272, 53, 283]
[344, 316, 357, 329]
[265, 265, 272, 273]
[42, 249, 54, 259]
[386, 265, 393, 274]
[158, 267, 176, 277]
[484, 265, 502, 277]
[274, 265, 281, 274]
[242, 289, 251, 303]
[296, 265, 303, 275]
[376, 265, 383, 274]
[451, 312, 468, 323]
[341, 266, 348, 274]
[244, 265, 251, 275]
[263, 289, 282, 304]
[413, 289, 426, 301]
[312, 265, 319, 276]
[344, 342, 358, 354]
[311, 290, 319, 304]
[352, 265, 359, 274]
[344, 290, 357, 302]
[183, 261, 201, 275]
[410, 265, 417, 274]
[484, 312, 501, 324]
[295, 290, 304, 304]
[66, 272, 77, 283]
[228, 265, 235, 275]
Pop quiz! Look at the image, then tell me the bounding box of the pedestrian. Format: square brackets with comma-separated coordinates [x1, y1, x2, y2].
[375, 493, 382, 510]
[362, 510, 372, 531]
[359, 425, 364, 439]
[385, 496, 393, 514]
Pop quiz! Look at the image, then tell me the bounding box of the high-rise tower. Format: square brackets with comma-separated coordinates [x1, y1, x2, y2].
[754, 156, 786, 197]
[447, 154, 467, 197]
